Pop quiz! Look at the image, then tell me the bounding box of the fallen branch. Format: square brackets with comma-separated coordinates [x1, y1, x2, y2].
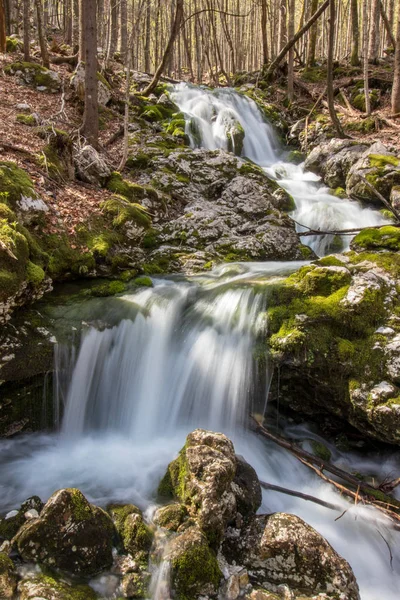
[260, 480, 341, 510]
[295, 222, 400, 237]
[354, 174, 400, 222]
[251, 418, 400, 527]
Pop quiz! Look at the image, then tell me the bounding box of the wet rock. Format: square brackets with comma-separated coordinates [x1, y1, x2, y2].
[0, 496, 43, 541]
[224, 513, 360, 599]
[18, 574, 97, 600]
[15, 488, 114, 576]
[232, 455, 262, 519]
[158, 429, 238, 545]
[166, 525, 221, 600]
[346, 142, 400, 205]
[108, 504, 153, 555]
[305, 139, 368, 188]
[153, 503, 188, 531]
[121, 571, 151, 598]
[0, 552, 17, 599]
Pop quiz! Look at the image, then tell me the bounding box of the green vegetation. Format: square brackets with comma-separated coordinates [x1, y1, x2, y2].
[16, 113, 36, 126]
[351, 226, 400, 251]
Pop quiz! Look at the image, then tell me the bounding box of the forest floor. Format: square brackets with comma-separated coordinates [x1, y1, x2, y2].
[1, 48, 400, 242]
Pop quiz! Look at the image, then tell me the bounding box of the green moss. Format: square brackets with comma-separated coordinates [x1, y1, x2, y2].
[368, 154, 400, 168]
[310, 440, 332, 462]
[5, 62, 60, 91]
[0, 161, 36, 207]
[331, 187, 347, 199]
[134, 276, 153, 287]
[126, 152, 153, 171]
[20, 575, 97, 600]
[16, 113, 36, 126]
[107, 504, 140, 532]
[351, 89, 379, 112]
[301, 67, 327, 82]
[171, 536, 221, 600]
[316, 255, 346, 267]
[351, 226, 400, 251]
[102, 195, 152, 229]
[68, 489, 93, 521]
[287, 150, 306, 164]
[90, 280, 126, 297]
[142, 228, 160, 249]
[155, 504, 187, 531]
[0, 202, 16, 221]
[106, 172, 158, 203]
[26, 261, 45, 286]
[226, 122, 245, 156]
[346, 117, 376, 133]
[141, 104, 177, 122]
[6, 37, 20, 52]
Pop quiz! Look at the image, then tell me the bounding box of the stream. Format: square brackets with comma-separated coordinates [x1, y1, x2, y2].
[0, 85, 399, 599]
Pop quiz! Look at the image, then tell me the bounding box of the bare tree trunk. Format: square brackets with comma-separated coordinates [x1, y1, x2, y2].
[327, 0, 345, 136]
[350, 0, 360, 65]
[82, 0, 99, 148]
[307, 0, 319, 66]
[0, 0, 6, 52]
[379, 0, 396, 50]
[110, 0, 118, 56]
[369, 0, 380, 62]
[279, 0, 287, 52]
[120, 0, 127, 58]
[35, 0, 50, 68]
[363, 0, 371, 114]
[267, 0, 329, 77]
[23, 0, 30, 61]
[144, 0, 151, 72]
[287, 0, 295, 100]
[392, 1, 400, 113]
[261, 0, 268, 65]
[79, 0, 85, 61]
[141, 0, 183, 96]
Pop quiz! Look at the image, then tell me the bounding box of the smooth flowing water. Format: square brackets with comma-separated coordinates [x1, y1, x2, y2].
[1, 87, 399, 599]
[171, 83, 387, 255]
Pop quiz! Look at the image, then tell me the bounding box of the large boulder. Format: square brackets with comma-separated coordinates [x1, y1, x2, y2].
[0, 553, 17, 599]
[266, 239, 400, 444]
[305, 139, 368, 189]
[15, 488, 114, 576]
[346, 142, 400, 205]
[159, 430, 262, 545]
[223, 513, 360, 600]
[74, 144, 112, 185]
[71, 62, 112, 106]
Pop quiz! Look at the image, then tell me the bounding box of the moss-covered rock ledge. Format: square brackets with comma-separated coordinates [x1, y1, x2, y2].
[265, 226, 400, 444]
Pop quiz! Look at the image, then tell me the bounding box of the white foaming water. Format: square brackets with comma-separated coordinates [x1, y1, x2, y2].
[0, 263, 399, 599]
[171, 83, 387, 255]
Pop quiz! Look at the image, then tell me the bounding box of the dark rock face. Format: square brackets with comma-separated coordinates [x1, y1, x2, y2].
[223, 513, 360, 600]
[232, 455, 262, 519]
[15, 488, 114, 576]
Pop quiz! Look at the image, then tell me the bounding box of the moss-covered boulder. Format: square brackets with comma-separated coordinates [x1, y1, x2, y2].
[226, 119, 245, 156]
[166, 526, 221, 600]
[108, 503, 153, 555]
[5, 62, 61, 92]
[18, 575, 97, 600]
[265, 250, 400, 444]
[0, 161, 37, 208]
[15, 488, 114, 576]
[71, 62, 112, 105]
[158, 429, 261, 545]
[6, 36, 21, 52]
[223, 513, 359, 599]
[346, 142, 400, 205]
[0, 496, 43, 541]
[0, 553, 17, 599]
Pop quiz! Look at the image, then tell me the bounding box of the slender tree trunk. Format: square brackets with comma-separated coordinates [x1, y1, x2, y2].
[307, 0, 319, 66]
[327, 0, 345, 136]
[287, 0, 295, 100]
[261, 0, 268, 65]
[392, 2, 400, 113]
[369, 0, 380, 62]
[144, 0, 151, 71]
[0, 0, 6, 52]
[79, 0, 85, 61]
[120, 0, 127, 58]
[279, 0, 287, 52]
[363, 0, 371, 114]
[82, 0, 99, 148]
[379, 0, 396, 50]
[23, 0, 30, 61]
[350, 0, 360, 65]
[141, 0, 183, 96]
[110, 0, 118, 56]
[35, 0, 50, 68]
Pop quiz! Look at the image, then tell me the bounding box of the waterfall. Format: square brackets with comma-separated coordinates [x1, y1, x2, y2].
[0, 88, 399, 600]
[171, 83, 387, 255]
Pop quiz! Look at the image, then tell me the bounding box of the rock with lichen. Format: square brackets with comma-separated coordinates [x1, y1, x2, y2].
[108, 503, 153, 556]
[223, 513, 360, 600]
[15, 488, 114, 576]
[5, 62, 61, 92]
[0, 496, 43, 541]
[71, 62, 112, 106]
[18, 574, 97, 600]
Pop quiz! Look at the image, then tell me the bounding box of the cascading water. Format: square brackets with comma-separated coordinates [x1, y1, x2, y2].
[0, 87, 399, 599]
[170, 83, 387, 255]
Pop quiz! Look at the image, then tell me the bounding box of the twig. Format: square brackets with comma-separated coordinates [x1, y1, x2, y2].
[260, 480, 341, 510]
[335, 509, 348, 521]
[376, 529, 394, 569]
[295, 222, 400, 237]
